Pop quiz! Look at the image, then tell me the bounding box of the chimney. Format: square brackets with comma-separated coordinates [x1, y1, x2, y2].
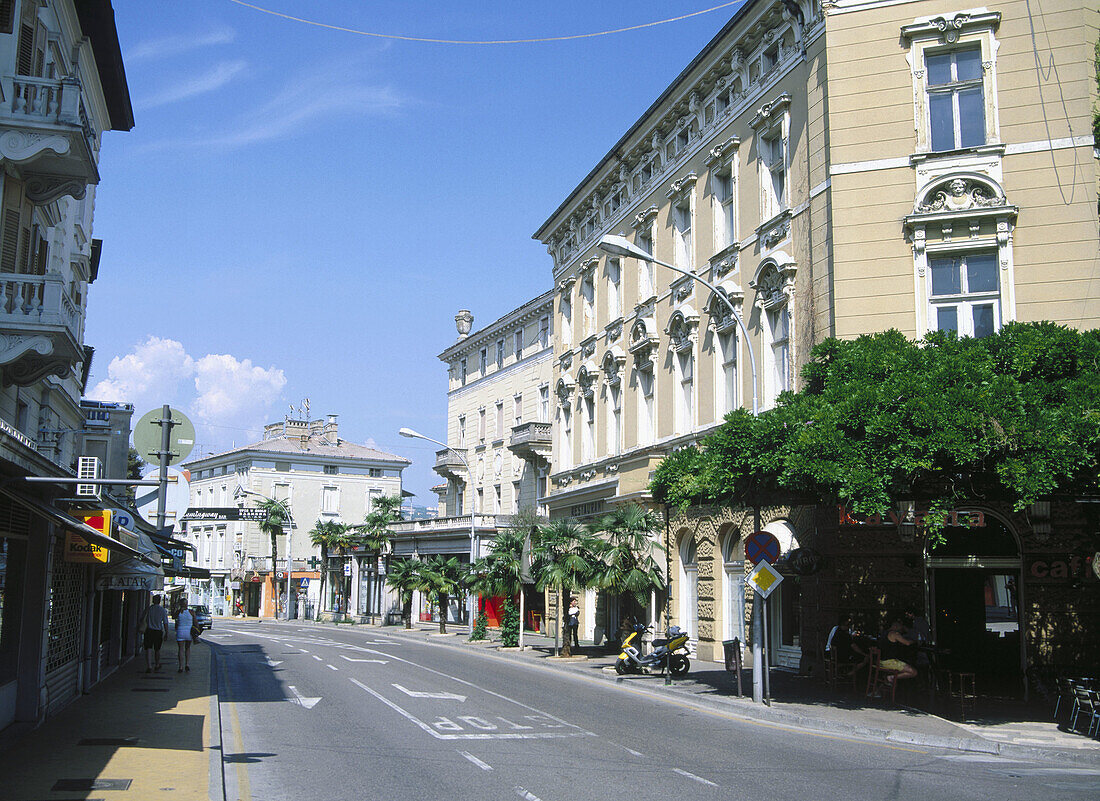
[455, 310, 473, 339]
[323, 414, 339, 444]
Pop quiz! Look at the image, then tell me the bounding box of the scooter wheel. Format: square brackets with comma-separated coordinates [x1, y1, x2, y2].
[614, 659, 629, 675]
[669, 654, 690, 677]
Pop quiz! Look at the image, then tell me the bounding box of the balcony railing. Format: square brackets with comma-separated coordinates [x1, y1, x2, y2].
[390, 514, 511, 537]
[433, 448, 467, 479]
[0, 273, 84, 383]
[508, 421, 551, 464]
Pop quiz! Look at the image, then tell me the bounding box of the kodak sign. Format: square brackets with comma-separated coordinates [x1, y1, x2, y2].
[64, 510, 113, 563]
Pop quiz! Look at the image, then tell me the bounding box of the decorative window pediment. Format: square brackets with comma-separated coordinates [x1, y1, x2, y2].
[666, 172, 697, 201]
[558, 275, 576, 294]
[632, 205, 659, 232]
[750, 253, 796, 311]
[665, 306, 699, 353]
[576, 361, 598, 399]
[579, 256, 598, 277]
[628, 318, 659, 369]
[707, 284, 745, 335]
[556, 376, 575, 404]
[901, 11, 1001, 45]
[912, 174, 1009, 215]
[602, 346, 626, 386]
[706, 136, 740, 168]
[750, 93, 791, 131]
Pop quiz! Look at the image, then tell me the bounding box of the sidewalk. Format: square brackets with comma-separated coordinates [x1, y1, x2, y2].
[0, 640, 219, 801]
[368, 621, 1100, 767]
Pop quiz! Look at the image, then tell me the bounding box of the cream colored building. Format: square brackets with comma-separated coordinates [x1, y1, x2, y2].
[534, 0, 1098, 662]
[390, 293, 554, 624]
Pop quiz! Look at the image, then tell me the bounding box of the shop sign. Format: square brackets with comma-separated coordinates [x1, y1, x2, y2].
[1028, 554, 1096, 581]
[838, 504, 985, 529]
[343, 562, 352, 576]
[96, 574, 159, 591]
[230, 581, 241, 589]
[181, 507, 269, 522]
[64, 510, 114, 563]
[569, 500, 605, 518]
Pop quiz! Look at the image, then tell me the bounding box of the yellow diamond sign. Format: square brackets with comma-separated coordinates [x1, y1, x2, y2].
[748, 559, 784, 599]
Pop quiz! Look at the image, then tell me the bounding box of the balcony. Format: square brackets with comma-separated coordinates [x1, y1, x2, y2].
[0, 74, 99, 202]
[508, 421, 551, 465]
[433, 448, 467, 480]
[0, 274, 84, 386]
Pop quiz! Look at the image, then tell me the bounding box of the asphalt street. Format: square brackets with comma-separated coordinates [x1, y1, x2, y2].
[208, 621, 1099, 801]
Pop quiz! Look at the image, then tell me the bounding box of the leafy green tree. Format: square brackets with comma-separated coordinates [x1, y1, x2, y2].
[463, 558, 494, 640]
[651, 323, 1100, 542]
[259, 498, 291, 618]
[353, 494, 403, 622]
[385, 558, 422, 629]
[485, 527, 527, 647]
[530, 519, 602, 657]
[418, 555, 464, 634]
[309, 519, 351, 615]
[587, 505, 665, 608]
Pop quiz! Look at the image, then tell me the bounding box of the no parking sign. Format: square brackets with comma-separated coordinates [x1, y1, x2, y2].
[744, 530, 781, 565]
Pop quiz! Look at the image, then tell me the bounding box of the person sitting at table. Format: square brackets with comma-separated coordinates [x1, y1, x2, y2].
[880, 617, 918, 685]
[827, 615, 867, 677]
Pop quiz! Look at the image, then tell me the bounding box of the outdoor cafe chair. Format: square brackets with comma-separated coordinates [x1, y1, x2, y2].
[865, 646, 902, 704]
[1068, 687, 1098, 737]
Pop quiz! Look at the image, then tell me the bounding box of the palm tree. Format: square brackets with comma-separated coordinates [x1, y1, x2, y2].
[386, 558, 422, 629]
[353, 494, 403, 623]
[463, 557, 493, 640]
[530, 519, 602, 657]
[418, 555, 464, 634]
[483, 527, 527, 646]
[309, 519, 350, 617]
[588, 505, 665, 607]
[259, 498, 291, 618]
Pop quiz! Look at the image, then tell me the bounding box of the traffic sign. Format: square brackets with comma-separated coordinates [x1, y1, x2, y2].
[745, 530, 781, 565]
[747, 560, 784, 599]
[133, 407, 195, 465]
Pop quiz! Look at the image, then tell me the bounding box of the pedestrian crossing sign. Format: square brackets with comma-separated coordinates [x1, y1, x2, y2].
[747, 560, 784, 598]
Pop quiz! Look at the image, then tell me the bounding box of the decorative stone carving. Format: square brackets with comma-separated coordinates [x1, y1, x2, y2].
[915, 177, 1006, 213]
[494, 451, 503, 477]
[580, 256, 598, 276]
[0, 333, 54, 367]
[602, 347, 626, 386]
[579, 469, 597, 482]
[750, 93, 791, 130]
[559, 351, 573, 371]
[750, 255, 797, 312]
[579, 336, 597, 359]
[932, 14, 970, 44]
[0, 130, 71, 163]
[665, 307, 699, 353]
[577, 363, 598, 399]
[761, 217, 790, 249]
[707, 285, 745, 335]
[666, 172, 697, 200]
[556, 377, 575, 404]
[605, 319, 623, 343]
[712, 249, 738, 278]
[632, 205, 658, 232]
[557, 275, 576, 294]
[628, 319, 659, 369]
[672, 276, 694, 303]
[24, 174, 87, 205]
[706, 136, 740, 167]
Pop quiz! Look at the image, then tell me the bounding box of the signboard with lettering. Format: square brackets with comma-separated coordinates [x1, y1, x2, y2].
[181, 507, 270, 522]
[64, 510, 113, 564]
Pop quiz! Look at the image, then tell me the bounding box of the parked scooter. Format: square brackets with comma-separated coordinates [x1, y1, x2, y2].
[615, 624, 691, 677]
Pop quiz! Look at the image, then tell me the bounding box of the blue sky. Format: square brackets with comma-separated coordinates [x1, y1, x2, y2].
[87, 1, 743, 506]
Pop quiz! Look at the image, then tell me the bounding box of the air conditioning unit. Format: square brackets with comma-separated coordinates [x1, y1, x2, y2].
[76, 456, 101, 498]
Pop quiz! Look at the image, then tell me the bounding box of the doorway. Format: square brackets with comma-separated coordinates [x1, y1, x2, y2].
[927, 513, 1024, 697]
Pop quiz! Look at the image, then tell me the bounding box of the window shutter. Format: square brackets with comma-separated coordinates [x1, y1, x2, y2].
[33, 233, 47, 275]
[18, 224, 31, 273]
[0, 1, 15, 35]
[1, 209, 20, 273]
[16, 23, 34, 76]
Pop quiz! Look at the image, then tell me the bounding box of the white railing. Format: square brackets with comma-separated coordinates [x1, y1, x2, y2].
[390, 514, 510, 536]
[2, 74, 95, 148]
[0, 274, 81, 335]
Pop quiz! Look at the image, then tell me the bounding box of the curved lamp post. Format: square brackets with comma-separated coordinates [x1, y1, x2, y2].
[597, 234, 758, 415]
[399, 427, 478, 630]
[235, 486, 296, 621]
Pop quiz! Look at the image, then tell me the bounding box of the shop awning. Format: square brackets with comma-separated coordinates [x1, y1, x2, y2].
[95, 528, 167, 591]
[0, 485, 157, 565]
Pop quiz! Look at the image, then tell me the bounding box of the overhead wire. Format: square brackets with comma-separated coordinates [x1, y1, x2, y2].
[225, 0, 743, 45]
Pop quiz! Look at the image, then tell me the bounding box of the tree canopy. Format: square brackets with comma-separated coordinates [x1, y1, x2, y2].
[651, 323, 1100, 529]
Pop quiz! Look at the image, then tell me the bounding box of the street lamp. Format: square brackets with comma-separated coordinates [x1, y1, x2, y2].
[399, 426, 478, 630]
[597, 234, 758, 415]
[598, 234, 766, 704]
[235, 486, 296, 621]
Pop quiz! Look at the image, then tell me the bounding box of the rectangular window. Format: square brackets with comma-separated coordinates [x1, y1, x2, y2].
[496, 339, 505, 370]
[717, 331, 738, 417]
[321, 486, 339, 514]
[455, 484, 465, 515]
[476, 487, 484, 513]
[606, 385, 622, 456]
[369, 468, 383, 477]
[927, 46, 985, 151]
[478, 408, 486, 442]
[368, 488, 382, 508]
[495, 401, 504, 440]
[559, 404, 573, 470]
[607, 258, 621, 320]
[581, 273, 595, 336]
[929, 251, 999, 338]
[457, 415, 466, 448]
[560, 295, 572, 346]
[323, 465, 338, 475]
[582, 397, 595, 462]
[766, 307, 790, 403]
[513, 394, 522, 426]
[638, 231, 655, 300]
[479, 348, 488, 375]
[512, 481, 521, 514]
[459, 357, 467, 386]
[538, 386, 550, 423]
[539, 316, 550, 348]
[761, 131, 786, 218]
[673, 199, 693, 270]
[713, 168, 736, 251]
[638, 369, 655, 446]
[494, 485, 502, 515]
[514, 329, 523, 360]
[675, 351, 694, 432]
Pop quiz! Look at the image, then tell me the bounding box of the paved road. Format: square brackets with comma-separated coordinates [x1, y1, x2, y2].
[209, 622, 1099, 801]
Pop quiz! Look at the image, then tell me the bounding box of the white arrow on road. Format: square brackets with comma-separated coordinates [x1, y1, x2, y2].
[341, 655, 388, 664]
[391, 683, 466, 702]
[265, 658, 283, 667]
[287, 685, 321, 709]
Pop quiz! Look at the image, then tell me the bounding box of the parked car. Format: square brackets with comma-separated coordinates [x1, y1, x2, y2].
[191, 605, 212, 631]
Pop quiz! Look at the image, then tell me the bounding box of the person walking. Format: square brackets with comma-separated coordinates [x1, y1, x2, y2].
[566, 598, 580, 649]
[174, 603, 195, 673]
[141, 595, 170, 673]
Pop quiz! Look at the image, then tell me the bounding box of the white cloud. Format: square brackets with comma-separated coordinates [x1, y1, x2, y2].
[89, 336, 194, 402]
[192, 353, 287, 421]
[128, 27, 236, 62]
[139, 60, 248, 109]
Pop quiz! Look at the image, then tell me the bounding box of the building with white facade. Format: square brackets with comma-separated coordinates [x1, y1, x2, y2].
[391, 293, 554, 626]
[181, 415, 407, 620]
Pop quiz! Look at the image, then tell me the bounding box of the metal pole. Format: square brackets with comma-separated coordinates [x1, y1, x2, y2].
[155, 404, 173, 534]
[518, 584, 525, 650]
[752, 506, 764, 704]
[763, 595, 771, 706]
[284, 508, 294, 621]
[468, 467, 476, 631]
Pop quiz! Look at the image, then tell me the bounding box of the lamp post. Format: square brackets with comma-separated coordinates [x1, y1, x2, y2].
[399, 427, 478, 630]
[598, 234, 766, 703]
[236, 486, 296, 622]
[597, 234, 758, 415]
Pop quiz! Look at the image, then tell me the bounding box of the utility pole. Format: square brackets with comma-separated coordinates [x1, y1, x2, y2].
[154, 405, 178, 535]
[752, 505, 764, 704]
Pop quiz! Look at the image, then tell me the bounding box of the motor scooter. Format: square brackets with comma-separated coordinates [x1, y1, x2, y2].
[615, 623, 690, 676]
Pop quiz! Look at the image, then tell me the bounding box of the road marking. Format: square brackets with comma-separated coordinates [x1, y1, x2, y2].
[515, 787, 542, 801]
[614, 743, 645, 757]
[264, 658, 282, 667]
[312, 654, 323, 661]
[340, 655, 389, 664]
[673, 768, 718, 787]
[327, 664, 338, 671]
[287, 685, 321, 709]
[458, 750, 493, 771]
[392, 683, 467, 702]
[350, 679, 589, 740]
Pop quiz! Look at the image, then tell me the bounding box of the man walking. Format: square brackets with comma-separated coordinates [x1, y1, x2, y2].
[141, 595, 170, 672]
